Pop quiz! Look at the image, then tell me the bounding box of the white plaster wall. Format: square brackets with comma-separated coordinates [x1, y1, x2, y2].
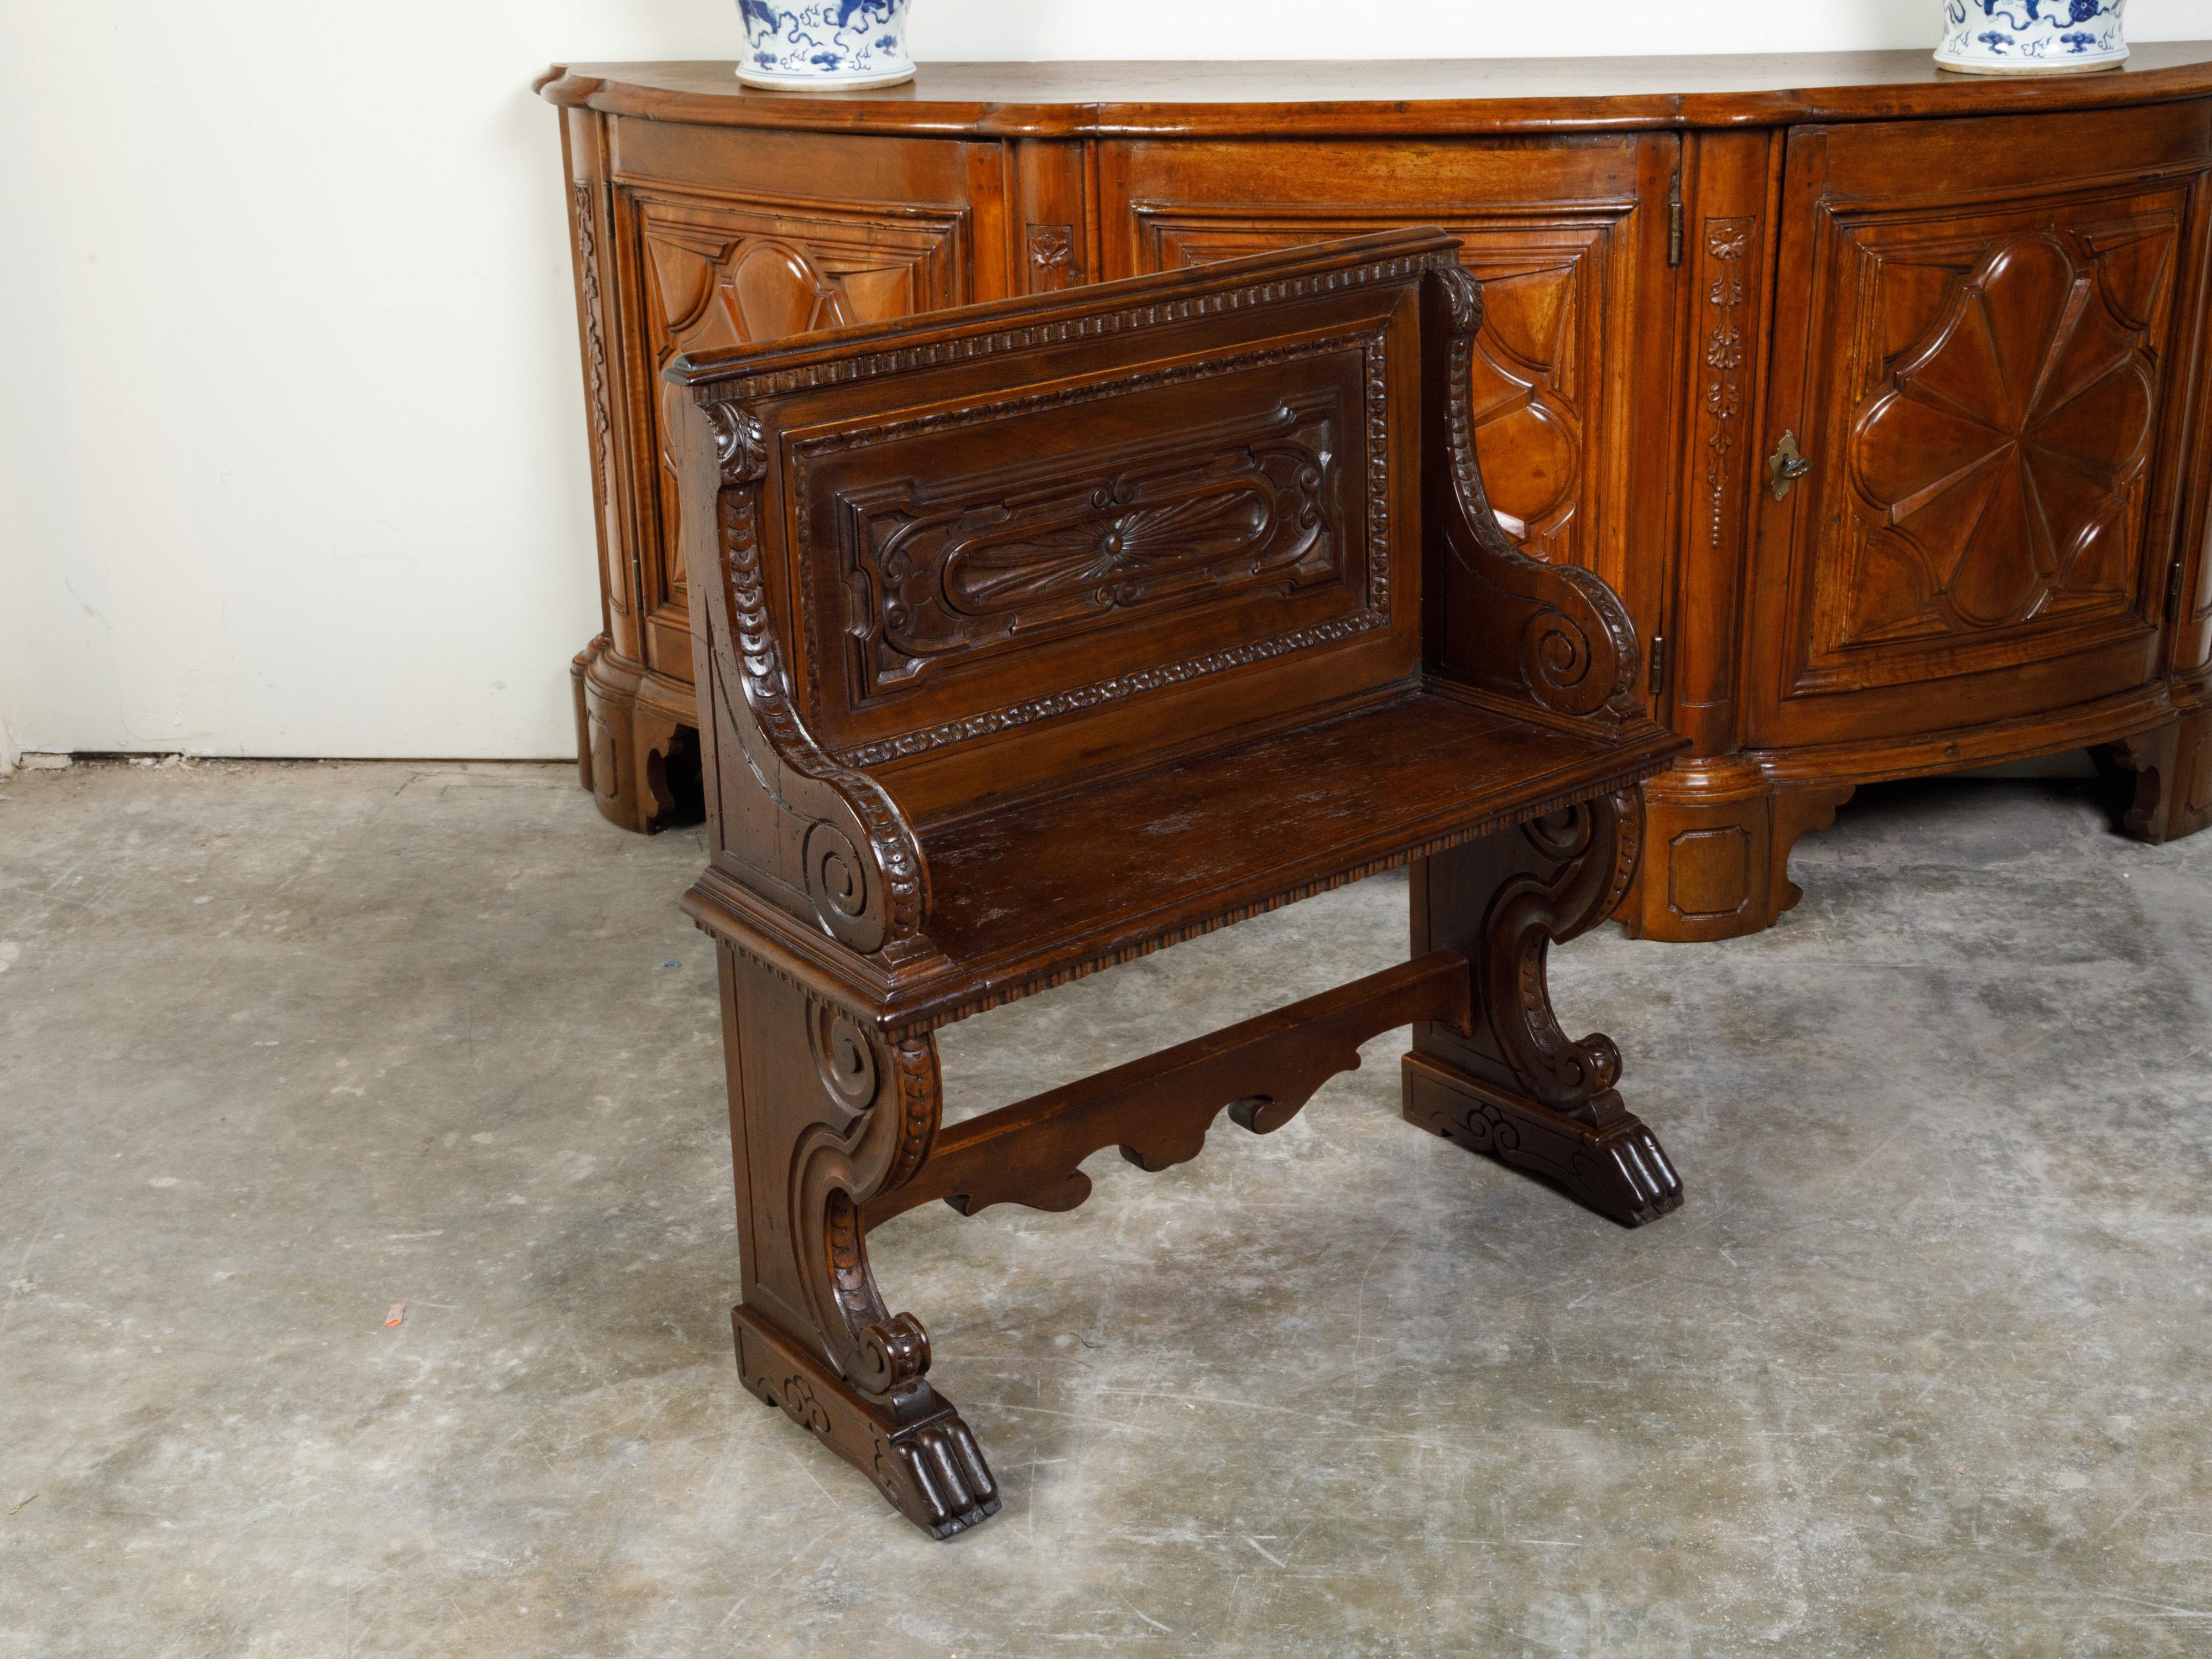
[1, 1, 2203, 758]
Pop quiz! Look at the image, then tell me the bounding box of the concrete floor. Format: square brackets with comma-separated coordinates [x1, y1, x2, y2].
[2, 759, 2210, 1657]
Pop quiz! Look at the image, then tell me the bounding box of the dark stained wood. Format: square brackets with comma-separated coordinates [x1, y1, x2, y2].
[1406, 785, 1681, 1225]
[545, 50, 2212, 937]
[912, 695, 1661, 1014]
[669, 231, 1684, 1538]
[863, 950, 1474, 1228]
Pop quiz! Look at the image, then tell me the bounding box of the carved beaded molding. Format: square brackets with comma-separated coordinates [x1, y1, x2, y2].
[686, 246, 1458, 409]
[685, 746, 1677, 1038]
[779, 326, 1395, 768]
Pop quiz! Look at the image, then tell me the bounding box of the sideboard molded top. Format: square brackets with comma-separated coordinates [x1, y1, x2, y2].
[536, 44, 2212, 137]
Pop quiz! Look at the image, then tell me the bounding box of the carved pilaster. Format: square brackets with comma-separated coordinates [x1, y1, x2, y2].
[571, 180, 624, 618]
[1700, 217, 1753, 555]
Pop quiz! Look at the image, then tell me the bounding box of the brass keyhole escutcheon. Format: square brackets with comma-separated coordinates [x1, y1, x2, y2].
[1767, 431, 1814, 500]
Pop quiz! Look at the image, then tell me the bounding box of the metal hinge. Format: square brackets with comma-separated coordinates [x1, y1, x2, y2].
[1667, 170, 1683, 268]
[2169, 557, 2190, 621]
[1647, 635, 1668, 697]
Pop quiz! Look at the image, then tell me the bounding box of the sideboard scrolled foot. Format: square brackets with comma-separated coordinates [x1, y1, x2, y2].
[2102, 698, 2212, 846]
[575, 638, 701, 834]
[1622, 764, 1855, 943]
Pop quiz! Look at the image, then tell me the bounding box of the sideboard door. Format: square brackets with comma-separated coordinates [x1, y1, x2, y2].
[609, 124, 1006, 689]
[1744, 104, 2212, 753]
[565, 113, 1010, 831]
[1097, 135, 1680, 665]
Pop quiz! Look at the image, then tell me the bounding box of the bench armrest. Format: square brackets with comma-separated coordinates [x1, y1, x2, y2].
[674, 394, 932, 959]
[1425, 264, 1648, 730]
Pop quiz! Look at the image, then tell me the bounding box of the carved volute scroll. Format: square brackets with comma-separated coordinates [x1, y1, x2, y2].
[1426, 263, 1645, 724]
[1405, 782, 1678, 1224]
[1483, 791, 1641, 1120]
[791, 1019, 942, 1400]
[680, 395, 933, 956]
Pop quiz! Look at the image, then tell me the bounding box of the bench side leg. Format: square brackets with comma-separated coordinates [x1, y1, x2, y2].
[717, 947, 1000, 1540]
[1404, 787, 1683, 1227]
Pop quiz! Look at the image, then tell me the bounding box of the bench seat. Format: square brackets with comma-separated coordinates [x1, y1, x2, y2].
[917, 686, 1682, 1000]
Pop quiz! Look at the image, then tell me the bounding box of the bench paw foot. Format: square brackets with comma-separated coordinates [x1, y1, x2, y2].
[1402, 1052, 1682, 1227]
[735, 1305, 1001, 1540]
[1408, 789, 1683, 1228]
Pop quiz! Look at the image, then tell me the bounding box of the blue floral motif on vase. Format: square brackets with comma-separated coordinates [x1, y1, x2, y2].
[735, 0, 915, 90]
[1937, 0, 2127, 72]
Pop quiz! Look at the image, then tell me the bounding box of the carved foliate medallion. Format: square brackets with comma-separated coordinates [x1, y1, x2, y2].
[1026, 223, 1079, 291]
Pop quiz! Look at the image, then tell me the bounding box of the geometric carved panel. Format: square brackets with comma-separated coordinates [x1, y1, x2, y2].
[1666, 826, 1751, 921]
[785, 331, 1389, 767]
[1140, 207, 1627, 571]
[832, 397, 1344, 703]
[1822, 216, 2175, 666]
[629, 189, 967, 608]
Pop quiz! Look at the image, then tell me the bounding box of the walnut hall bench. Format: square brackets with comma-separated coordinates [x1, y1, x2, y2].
[662, 227, 1691, 1539]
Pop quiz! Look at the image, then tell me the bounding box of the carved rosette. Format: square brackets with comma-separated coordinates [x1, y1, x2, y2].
[1026, 223, 1079, 293]
[1849, 230, 2162, 634]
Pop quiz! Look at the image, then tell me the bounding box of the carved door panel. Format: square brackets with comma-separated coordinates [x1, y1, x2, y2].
[1097, 135, 1680, 641]
[606, 127, 995, 686]
[1746, 105, 2211, 748]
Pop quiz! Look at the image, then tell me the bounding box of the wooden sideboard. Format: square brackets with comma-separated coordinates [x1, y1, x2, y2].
[539, 49, 2212, 940]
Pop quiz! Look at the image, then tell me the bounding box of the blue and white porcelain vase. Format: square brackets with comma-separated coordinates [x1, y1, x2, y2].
[1936, 1, 2127, 74]
[735, 1, 916, 91]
